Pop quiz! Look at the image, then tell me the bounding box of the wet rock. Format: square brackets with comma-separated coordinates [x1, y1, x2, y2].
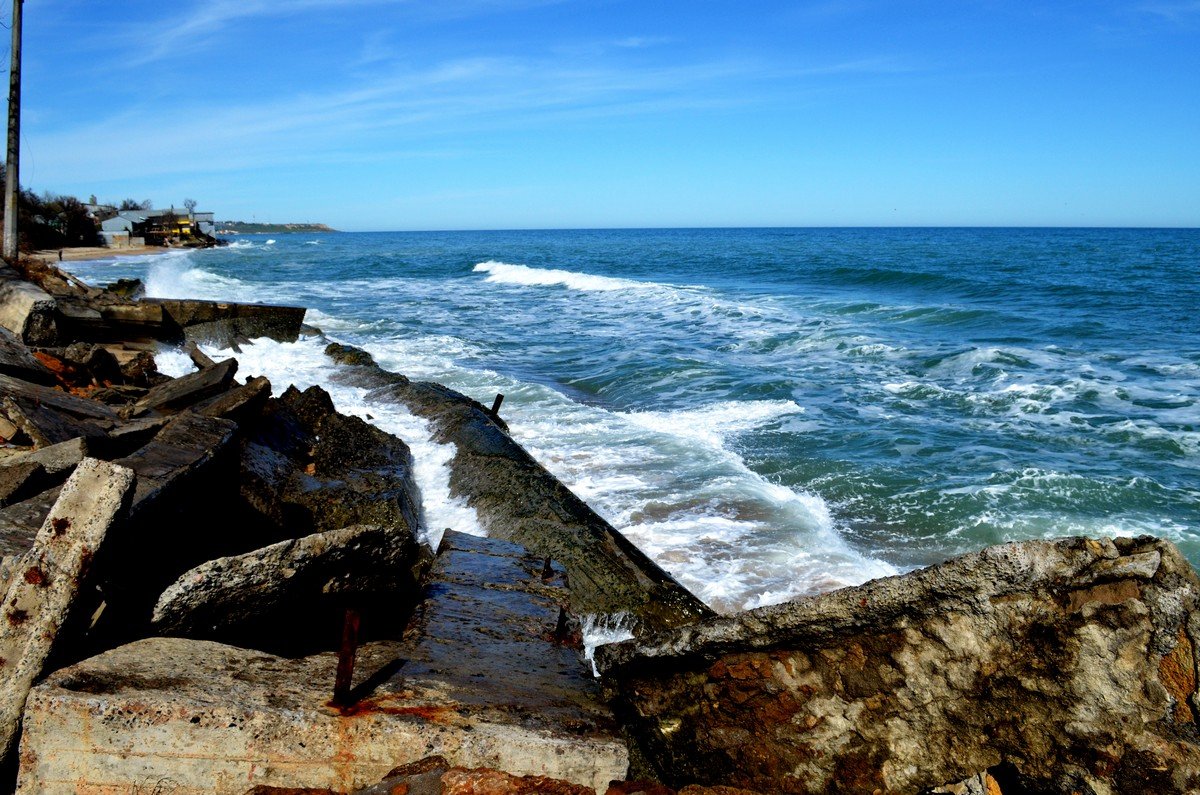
[115, 411, 238, 513]
[152, 523, 421, 643]
[103, 278, 145, 300]
[146, 298, 307, 346]
[185, 339, 216, 369]
[61, 342, 124, 386]
[197, 374, 272, 424]
[0, 459, 135, 764]
[117, 349, 161, 386]
[89, 383, 149, 407]
[598, 536, 1200, 795]
[0, 372, 119, 427]
[323, 343, 712, 635]
[79, 412, 247, 647]
[239, 386, 420, 541]
[325, 342, 390, 371]
[129, 357, 238, 416]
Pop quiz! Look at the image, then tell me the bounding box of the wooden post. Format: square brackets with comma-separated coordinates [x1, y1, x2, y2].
[490, 393, 504, 416]
[2, 0, 22, 262]
[332, 607, 361, 705]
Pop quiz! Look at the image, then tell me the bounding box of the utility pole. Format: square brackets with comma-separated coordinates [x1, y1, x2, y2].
[2, 0, 22, 262]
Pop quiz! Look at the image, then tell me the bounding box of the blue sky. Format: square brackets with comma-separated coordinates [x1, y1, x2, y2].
[9, 0, 1200, 229]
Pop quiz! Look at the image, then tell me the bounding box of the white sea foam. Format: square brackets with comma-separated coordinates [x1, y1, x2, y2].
[621, 400, 805, 448]
[155, 336, 484, 544]
[581, 613, 635, 676]
[473, 260, 665, 292]
[144, 254, 248, 300]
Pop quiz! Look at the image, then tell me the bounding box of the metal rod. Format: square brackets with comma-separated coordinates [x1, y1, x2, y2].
[490, 393, 504, 416]
[333, 607, 361, 705]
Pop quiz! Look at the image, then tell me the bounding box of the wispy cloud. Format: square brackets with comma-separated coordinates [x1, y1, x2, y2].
[31, 46, 888, 185]
[127, 0, 394, 65]
[122, 0, 571, 66]
[1139, 0, 1200, 21]
[613, 36, 675, 49]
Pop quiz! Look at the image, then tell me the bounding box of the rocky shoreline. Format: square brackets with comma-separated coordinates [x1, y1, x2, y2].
[0, 255, 1197, 793]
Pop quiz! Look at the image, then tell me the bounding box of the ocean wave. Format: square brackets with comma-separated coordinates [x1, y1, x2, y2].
[621, 400, 804, 448]
[473, 260, 666, 292]
[144, 255, 248, 300]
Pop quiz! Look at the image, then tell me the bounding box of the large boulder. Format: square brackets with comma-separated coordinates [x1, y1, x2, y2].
[597, 536, 1200, 795]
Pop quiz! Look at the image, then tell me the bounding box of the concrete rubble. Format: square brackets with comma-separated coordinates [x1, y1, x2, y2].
[597, 536, 1200, 794]
[0, 256, 1193, 794]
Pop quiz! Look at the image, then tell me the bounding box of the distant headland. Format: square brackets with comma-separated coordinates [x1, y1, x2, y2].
[216, 222, 338, 234]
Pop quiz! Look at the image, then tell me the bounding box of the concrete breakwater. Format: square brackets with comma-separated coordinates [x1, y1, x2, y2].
[0, 257, 1198, 793]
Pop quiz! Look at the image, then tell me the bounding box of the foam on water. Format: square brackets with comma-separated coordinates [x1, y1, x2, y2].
[474, 260, 668, 292]
[157, 336, 483, 548]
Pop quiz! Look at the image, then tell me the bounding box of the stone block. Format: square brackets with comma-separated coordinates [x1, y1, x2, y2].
[0, 266, 56, 345]
[0, 458, 135, 763]
[18, 533, 628, 793]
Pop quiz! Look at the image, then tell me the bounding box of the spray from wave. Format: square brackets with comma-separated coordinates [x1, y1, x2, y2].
[474, 261, 668, 292]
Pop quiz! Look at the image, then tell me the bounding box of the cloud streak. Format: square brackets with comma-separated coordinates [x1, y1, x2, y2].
[32, 44, 905, 186]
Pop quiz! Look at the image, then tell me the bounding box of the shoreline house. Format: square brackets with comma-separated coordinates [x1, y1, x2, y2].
[100, 207, 216, 248]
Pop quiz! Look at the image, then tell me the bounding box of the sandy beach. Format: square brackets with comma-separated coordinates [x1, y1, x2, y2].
[30, 245, 169, 264]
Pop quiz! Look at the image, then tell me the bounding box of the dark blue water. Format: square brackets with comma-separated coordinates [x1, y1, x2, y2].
[68, 228, 1200, 612]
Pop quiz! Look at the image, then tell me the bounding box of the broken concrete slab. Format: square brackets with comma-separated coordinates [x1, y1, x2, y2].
[0, 373, 120, 424]
[0, 461, 48, 508]
[19, 437, 90, 477]
[0, 488, 61, 558]
[115, 411, 237, 513]
[0, 458, 135, 764]
[0, 265, 57, 346]
[1, 395, 108, 448]
[130, 357, 238, 416]
[19, 533, 628, 793]
[239, 386, 420, 542]
[597, 536, 1200, 794]
[185, 340, 216, 369]
[197, 374, 271, 424]
[144, 298, 307, 345]
[152, 523, 421, 642]
[325, 346, 712, 635]
[0, 327, 54, 386]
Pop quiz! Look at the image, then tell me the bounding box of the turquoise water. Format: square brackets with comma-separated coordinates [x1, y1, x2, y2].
[68, 228, 1200, 612]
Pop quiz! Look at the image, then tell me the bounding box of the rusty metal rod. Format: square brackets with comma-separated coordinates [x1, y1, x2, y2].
[333, 607, 361, 705]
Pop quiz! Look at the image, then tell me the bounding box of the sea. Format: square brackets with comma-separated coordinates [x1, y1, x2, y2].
[65, 228, 1200, 615]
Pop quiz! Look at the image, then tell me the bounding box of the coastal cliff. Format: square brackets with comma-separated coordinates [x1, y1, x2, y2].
[0, 256, 1197, 793]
